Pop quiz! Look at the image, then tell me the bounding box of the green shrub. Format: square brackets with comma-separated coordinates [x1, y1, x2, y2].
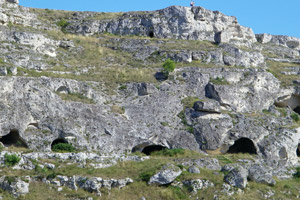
[152, 148, 185, 157]
[52, 143, 75, 152]
[56, 19, 69, 33]
[4, 153, 21, 166]
[162, 59, 176, 77]
[291, 113, 300, 122]
[139, 170, 156, 182]
[160, 122, 169, 127]
[293, 167, 300, 178]
[118, 85, 127, 90]
[5, 176, 16, 184]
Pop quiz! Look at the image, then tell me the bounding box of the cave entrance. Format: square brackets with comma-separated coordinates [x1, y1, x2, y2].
[141, 145, 166, 155]
[227, 138, 257, 154]
[0, 130, 28, 148]
[148, 31, 154, 38]
[297, 144, 300, 157]
[51, 138, 68, 150]
[294, 106, 300, 115]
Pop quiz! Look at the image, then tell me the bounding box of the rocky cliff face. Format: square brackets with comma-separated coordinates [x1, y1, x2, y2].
[1, 0, 300, 199]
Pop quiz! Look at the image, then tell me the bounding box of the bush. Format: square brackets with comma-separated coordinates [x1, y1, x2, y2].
[162, 59, 176, 77]
[139, 169, 156, 182]
[56, 19, 69, 33]
[4, 153, 21, 166]
[52, 143, 75, 152]
[291, 113, 300, 122]
[293, 167, 300, 178]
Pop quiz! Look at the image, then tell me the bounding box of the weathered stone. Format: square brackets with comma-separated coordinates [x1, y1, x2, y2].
[183, 179, 214, 193]
[0, 176, 29, 198]
[0, 67, 7, 75]
[248, 164, 276, 186]
[148, 164, 182, 185]
[188, 165, 200, 174]
[193, 100, 221, 113]
[66, 6, 257, 47]
[224, 167, 248, 189]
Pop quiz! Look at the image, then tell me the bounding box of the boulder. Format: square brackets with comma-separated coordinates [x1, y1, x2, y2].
[188, 166, 200, 174]
[224, 167, 248, 189]
[137, 83, 156, 96]
[193, 100, 221, 113]
[148, 164, 182, 185]
[248, 164, 276, 186]
[0, 176, 29, 198]
[0, 67, 7, 76]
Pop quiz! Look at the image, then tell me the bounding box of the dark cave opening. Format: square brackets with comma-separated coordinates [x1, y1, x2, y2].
[0, 130, 28, 148]
[141, 145, 167, 155]
[148, 31, 154, 38]
[294, 106, 300, 115]
[227, 138, 257, 154]
[297, 144, 300, 157]
[51, 138, 68, 150]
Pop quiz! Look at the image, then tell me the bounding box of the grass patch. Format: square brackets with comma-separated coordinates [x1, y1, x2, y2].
[151, 148, 185, 157]
[267, 61, 300, 87]
[209, 77, 229, 85]
[56, 92, 95, 104]
[111, 105, 125, 114]
[181, 96, 200, 109]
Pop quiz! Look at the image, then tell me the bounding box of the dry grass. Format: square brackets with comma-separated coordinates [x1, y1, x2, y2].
[267, 60, 300, 87]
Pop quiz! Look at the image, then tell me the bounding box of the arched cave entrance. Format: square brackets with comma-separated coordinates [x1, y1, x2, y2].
[0, 130, 28, 148]
[132, 144, 167, 155]
[294, 106, 300, 115]
[227, 138, 257, 154]
[148, 31, 154, 38]
[51, 138, 68, 150]
[297, 144, 300, 157]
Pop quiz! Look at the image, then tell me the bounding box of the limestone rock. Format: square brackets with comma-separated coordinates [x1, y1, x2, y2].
[224, 167, 248, 189]
[183, 179, 214, 193]
[188, 165, 200, 174]
[0, 176, 29, 198]
[193, 100, 221, 113]
[248, 164, 276, 186]
[148, 164, 182, 185]
[0, 67, 7, 76]
[66, 6, 257, 46]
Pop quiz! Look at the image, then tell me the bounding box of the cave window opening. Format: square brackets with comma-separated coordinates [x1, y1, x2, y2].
[0, 130, 28, 148]
[148, 31, 154, 38]
[294, 106, 300, 115]
[141, 145, 166, 155]
[51, 138, 68, 150]
[227, 138, 257, 154]
[297, 144, 300, 157]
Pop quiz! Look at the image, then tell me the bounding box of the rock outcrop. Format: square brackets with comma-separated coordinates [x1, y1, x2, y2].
[65, 6, 256, 47]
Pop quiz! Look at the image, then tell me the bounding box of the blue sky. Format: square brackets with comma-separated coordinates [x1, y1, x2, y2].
[20, 0, 300, 38]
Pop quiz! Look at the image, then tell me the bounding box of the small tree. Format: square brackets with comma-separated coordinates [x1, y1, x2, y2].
[162, 59, 176, 75]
